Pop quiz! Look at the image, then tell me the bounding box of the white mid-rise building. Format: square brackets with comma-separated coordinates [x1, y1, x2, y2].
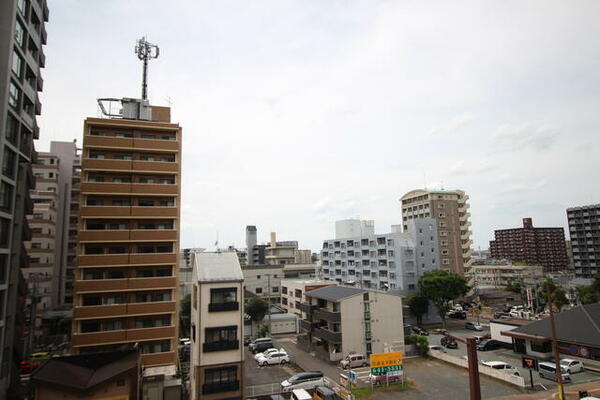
[190, 252, 244, 400]
[320, 219, 439, 295]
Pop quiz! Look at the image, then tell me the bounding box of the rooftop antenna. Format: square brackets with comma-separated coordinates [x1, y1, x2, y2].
[135, 37, 160, 100]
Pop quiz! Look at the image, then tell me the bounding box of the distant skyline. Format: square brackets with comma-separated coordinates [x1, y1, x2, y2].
[38, 1, 600, 252]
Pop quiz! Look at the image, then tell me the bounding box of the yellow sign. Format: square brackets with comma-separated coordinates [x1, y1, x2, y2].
[369, 352, 403, 368]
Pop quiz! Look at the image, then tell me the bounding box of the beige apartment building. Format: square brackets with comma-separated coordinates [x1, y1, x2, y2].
[469, 264, 545, 290]
[242, 263, 317, 303]
[71, 102, 181, 367]
[280, 279, 336, 318]
[299, 286, 404, 362]
[401, 189, 473, 275]
[190, 252, 244, 400]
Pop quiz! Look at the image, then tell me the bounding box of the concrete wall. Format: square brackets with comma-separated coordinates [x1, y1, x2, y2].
[490, 321, 517, 345]
[370, 291, 405, 354]
[340, 295, 365, 357]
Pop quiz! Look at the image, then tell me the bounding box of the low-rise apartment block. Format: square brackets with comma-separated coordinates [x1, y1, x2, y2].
[280, 279, 337, 317]
[243, 263, 316, 302]
[469, 264, 545, 290]
[298, 286, 404, 362]
[190, 252, 244, 400]
[320, 219, 438, 295]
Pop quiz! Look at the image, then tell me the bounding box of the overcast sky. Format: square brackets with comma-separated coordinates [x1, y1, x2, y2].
[38, 0, 600, 252]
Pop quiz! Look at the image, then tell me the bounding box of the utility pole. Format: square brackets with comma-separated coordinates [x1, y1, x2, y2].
[547, 287, 565, 400]
[448, 334, 481, 400]
[267, 274, 272, 334]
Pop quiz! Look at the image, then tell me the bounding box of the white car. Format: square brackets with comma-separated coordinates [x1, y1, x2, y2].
[560, 359, 584, 373]
[256, 351, 290, 366]
[481, 361, 520, 376]
[428, 345, 447, 353]
[254, 348, 286, 361]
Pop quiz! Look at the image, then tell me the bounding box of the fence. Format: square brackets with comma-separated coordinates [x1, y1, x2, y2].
[429, 349, 526, 387]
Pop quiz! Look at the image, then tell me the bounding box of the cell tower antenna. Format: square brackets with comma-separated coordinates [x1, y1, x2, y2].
[135, 37, 160, 100]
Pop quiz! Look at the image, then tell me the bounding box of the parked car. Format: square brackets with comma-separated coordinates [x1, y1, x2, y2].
[19, 361, 42, 374]
[560, 359, 584, 374]
[481, 361, 520, 376]
[538, 362, 571, 382]
[448, 310, 467, 319]
[412, 326, 429, 336]
[290, 389, 312, 400]
[340, 353, 368, 369]
[476, 339, 504, 351]
[281, 371, 325, 392]
[428, 345, 447, 353]
[256, 351, 290, 366]
[368, 373, 401, 385]
[441, 336, 458, 349]
[313, 386, 336, 400]
[465, 322, 483, 331]
[254, 348, 287, 361]
[473, 335, 490, 344]
[249, 338, 273, 353]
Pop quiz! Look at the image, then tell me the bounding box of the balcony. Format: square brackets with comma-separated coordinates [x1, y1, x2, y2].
[75, 279, 129, 292]
[130, 230, 177, 241]
[84, 135, 134, 149]
[78, 254, 129, 267]
[132, 206, 178, 217]
[79, 230, 130, 242]
[133, 138, 179, 152]
[127, 326, 176, 341]
[81, 182, 131, 194]
[299, 319, 313, 332]
[80, 206, 178, 218]
[202, 381, 240, 395]
[71, 330, 127, 347]
[132, 160, 178, 173]
[208, 302, 239, 312]
[313, 327, 342, 343]
[126, 301, 176, 315]
[82, 158, 133, 171]
[202, 340, 240, 352]
[313, 308, 341, 323]
[131, 184, 178, 195]
[128, 276, 177, 290]
[130, 252, 177, 265]
[141, 351, 176, 367]
[73, 301, 176, 319]
[298, 302, 317, 314]
[75, 276, 176, 293]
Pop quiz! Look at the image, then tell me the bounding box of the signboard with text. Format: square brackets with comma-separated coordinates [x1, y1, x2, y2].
[370, 352, 403, 376]
[522, 356, 538, 370]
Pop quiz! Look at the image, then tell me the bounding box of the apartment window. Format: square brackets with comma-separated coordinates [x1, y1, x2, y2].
[210, 288, 237, 304]
[408, 284, 416, 290]
[17, 0, 27, 15]
[83, 270, 103, 280]
[139, 177, 155, 184]
[14, 20, 25, 47]
[0, 255, 7, 284]
[113, 154, 132, 160]
[5, 114, 19, 145]
[203, 367, 238, 394]
[140, 340, 170, 354]
[88, 176, 104, 182]
[113, 177, 131, 183]
[442, 259, 450, 265]
[106, 295, 126, 304]
[12, 50, 23, 78]
[115, 132, 133, 138]
[0, 218, 10, 248]
[105, 320, 124, 331]
[281, 286, 287, 295]
[108, 246, 127, 254]
[255, 288, 262, 294]
[89, 131, 106, 136]
[205, 326, 237, 343]
[0, 182, 13, 213]
[109, 223, 128, 230]
[438, 213, 445, 218]
[139, 200, 154, 206]
[159, 200, 174, 206]
[107, 270, 125, 279]
[141, 134, 156, 139]
[193, 285, 198, 310]
[112, 199, 130, 206]
[156, 268, 171, 276]
[82, 295, 102, 306]
[8, 82, 20, 109]
[81, 321, 100, 333]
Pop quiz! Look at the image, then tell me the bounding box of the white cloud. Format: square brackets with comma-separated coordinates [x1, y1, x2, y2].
[491, 123, 560, 152]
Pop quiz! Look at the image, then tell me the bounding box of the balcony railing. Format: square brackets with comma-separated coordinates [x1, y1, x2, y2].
[202, 340, 240, 353]
[299, 319, 313, 332]
[202, 380, 240, 395]
[313, 327, 342, 343]
[298, 302, 317, 314]
[313, 308, 341, 323]
[208, 301, 239, 312]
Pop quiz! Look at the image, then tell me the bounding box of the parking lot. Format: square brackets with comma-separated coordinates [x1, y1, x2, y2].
[247, 334, 522, 399]
[434, 324, 600, 387]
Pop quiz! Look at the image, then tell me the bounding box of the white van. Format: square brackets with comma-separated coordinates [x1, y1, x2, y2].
[290, 389, 312, 400]
[538, 362, 571, 382]
[281, 371, 325, 392]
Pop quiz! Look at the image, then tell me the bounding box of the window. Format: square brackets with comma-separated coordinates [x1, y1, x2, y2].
[139, 200, 154, 206]
[11, 50, 23, 78]
[210, 288, 237, 304]
[17, 0, 27, 15]
[203, 366, 237, 393]
[205, 326, 237, 343]
[108, 246, 127, 254]
[140, 340, 170, 354]
[14, 20, 25, 47]
[109, 223, 128, 230]
[8, 82, 20, 108]
[115, 132, 133, 138]
[82, 295, 102, 306]
[107, 270, 125, 279]
[0, 218, 10, 248]
[83, 270, 103, 280]
[113, 154, 132, 160]
[5, 114, 19, 145]
[0, 182, 13, 213]
[255, 287, 262, 294]
[81, 321, 100, 333]
[90, 131, 106, 136]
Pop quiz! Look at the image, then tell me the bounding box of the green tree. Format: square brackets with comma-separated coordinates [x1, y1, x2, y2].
[538, 280, 569, 312]
[406, 294, 429, 326]
[57, 316, 72, 336]
[245, 297, 269, 336]
[593, 274, 600, 295]
[179, 293, 191, 337]
[576, 285, 598, 305]
[418, 270, 469, 329]
[407, 334, 429, 357]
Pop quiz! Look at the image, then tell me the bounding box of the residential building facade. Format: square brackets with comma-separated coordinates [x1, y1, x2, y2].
[298, 286, 404, 362]
[179, 248, 204, 297]
[71, 101, 181, 367]
[490, 218, 568, 272]
[320, 219, 439, 295]
[401, 189, 473, 275]
[280, 279, 337, 318]
[567, 204, 600, 277]
[469, 264, 545, 290]
[242, 264, 317, 302]
[0, 0, 48, 396]
[190, 252, 244, 400]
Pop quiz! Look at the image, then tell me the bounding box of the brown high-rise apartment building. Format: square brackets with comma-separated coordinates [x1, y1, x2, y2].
[489, 217, 568, 273]
[71, 100, 181, 367]
[401, 189, 473, 275]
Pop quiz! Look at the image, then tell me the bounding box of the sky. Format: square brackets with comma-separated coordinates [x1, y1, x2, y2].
[38, 0, 600, 252]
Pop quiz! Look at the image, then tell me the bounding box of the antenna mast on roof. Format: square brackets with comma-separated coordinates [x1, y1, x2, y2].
[135, 37, 160, 100]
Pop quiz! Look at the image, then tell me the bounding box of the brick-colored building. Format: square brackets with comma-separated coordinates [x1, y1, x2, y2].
[71, 100, 181, 367]
[489, 218, 568, 272]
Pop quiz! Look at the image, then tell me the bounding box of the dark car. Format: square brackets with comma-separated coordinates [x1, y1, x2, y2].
[448, 311, 467, 319]
[441, 336, 458, 349]
[476, 339, 503, 351]
[412, 326, 429, 336]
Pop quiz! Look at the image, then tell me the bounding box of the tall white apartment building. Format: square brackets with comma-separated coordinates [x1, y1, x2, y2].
[320, 219, 439, 295]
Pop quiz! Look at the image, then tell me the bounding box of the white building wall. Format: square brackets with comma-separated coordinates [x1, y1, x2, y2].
[336, 219, 375, 239]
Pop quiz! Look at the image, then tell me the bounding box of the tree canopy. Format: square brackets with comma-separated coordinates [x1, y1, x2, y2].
[245, 296, 269, 335]
[406, 293, 429, 326]
[418, 270, 469, 328]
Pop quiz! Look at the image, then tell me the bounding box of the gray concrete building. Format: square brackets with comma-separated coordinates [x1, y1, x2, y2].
[567, 204, 600, 277]
[0, 0, 48, 397]
[401, 189, 473, 275]
[320, 219, 439, 295]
